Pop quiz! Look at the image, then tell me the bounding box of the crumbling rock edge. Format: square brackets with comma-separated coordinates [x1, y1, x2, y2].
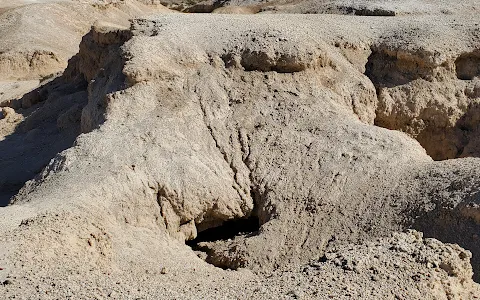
[366, 44, 480, 160]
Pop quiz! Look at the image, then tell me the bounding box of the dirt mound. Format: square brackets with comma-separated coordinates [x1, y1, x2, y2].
[262, 231, 480, 299]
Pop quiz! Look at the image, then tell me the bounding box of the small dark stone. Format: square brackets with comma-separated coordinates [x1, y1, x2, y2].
[3, 279, 13, 285]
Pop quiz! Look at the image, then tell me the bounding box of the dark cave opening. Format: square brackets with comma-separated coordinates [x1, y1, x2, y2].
[186, 215, 260, 247]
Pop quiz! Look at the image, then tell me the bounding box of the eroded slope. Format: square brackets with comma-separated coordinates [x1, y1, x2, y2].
[0, 0, 170, 206]
[0, 13, 479, 299]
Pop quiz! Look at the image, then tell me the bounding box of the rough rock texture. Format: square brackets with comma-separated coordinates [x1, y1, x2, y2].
[0, 0, 169, 82]
[0, 3, 480, 299]
[262, 231, 480, 299]
[368, 42, 480, 160]
[258, 0, 480, 16]
[0, 0, 170, 206]
[168, 0, 480, 16]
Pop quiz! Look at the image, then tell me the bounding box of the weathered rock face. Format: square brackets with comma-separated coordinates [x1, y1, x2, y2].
[0, 8, 480, 299]
[0, 0, 170, 83]
[0, 0, 170, 207]
[171, 0, 480, 16]
[367, 42, 480, 160]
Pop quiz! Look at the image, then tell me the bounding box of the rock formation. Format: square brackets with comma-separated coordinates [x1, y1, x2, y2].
[0, 1, 479, 299]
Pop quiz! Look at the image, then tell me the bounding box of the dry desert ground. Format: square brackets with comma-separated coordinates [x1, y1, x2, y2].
[0, 0, 480, 299]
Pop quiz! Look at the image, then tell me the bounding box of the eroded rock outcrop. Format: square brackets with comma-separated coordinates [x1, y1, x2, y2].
[0, 0, 170, 83]
[0, 1, 171, 206]
[368, 42, 480, 160]
[173, 0, 480, 17]
[1, 11, 480, 299]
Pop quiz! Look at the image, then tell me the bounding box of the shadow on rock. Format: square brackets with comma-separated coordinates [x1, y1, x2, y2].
[0, 77, 88, 206]
[413, 197, 480, 282]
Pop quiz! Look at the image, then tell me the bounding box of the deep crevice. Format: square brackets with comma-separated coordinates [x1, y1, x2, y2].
[0, 76, 88, 207]
[2, 26, 134, 207]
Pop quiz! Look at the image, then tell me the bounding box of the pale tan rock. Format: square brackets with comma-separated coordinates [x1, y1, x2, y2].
[212, 6, 258, 14]
[0, 0, 171, 81]
[0, 2, 479, 300]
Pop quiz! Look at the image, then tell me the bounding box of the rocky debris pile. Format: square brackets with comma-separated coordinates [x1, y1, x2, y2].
[263, 231, 480, 299]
